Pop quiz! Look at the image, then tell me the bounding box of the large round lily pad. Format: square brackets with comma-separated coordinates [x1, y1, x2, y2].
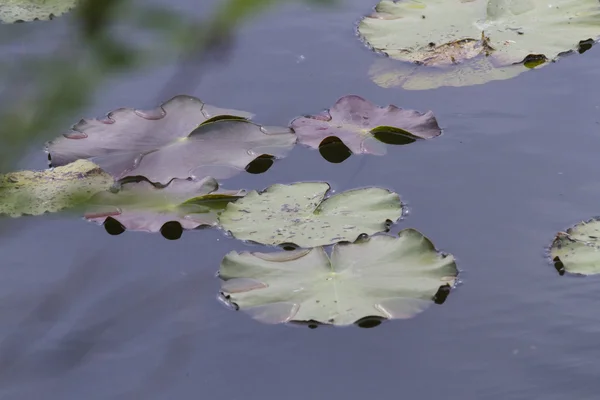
[0, 0, 77, 23]
[550, 218, 600, 276]
[46, 95, 254, 169]
[219, 182, 403, 247]
[85, 176, 244, 236]
[219, 229, 458, 327]
[358, 0, 600, 89]
[290, 95, 441, 156]
[0, 159, 113, 217]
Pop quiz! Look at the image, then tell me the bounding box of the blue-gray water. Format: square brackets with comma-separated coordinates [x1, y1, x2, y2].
[2, 1, 600, 399]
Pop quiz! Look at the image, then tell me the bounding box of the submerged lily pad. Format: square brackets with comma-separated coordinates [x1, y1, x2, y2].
[219, 182, 403, 247]
[290, 95, 440, 156]
[550, 218, 600, 276]
[358, 0, 600, 89]
[219, 229, 458, 327]
[0, 160, 113, 217]
[85, 177, 244, 237]
[0, 0, 77, 23]
[47, 95, 254, 168]
[369, 55, 527, 91]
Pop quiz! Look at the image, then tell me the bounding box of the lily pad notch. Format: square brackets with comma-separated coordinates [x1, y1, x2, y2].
[291, 95, 441, 161]
[219, 228, 459, 328]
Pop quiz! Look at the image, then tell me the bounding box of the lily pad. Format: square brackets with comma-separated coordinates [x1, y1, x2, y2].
[0, 159, 113, 217]
[219, 229, 458, 327]
[46, 95, 254, 168]
[85, 176, 244, 238]
[219, 182, 403, 247]
[290, 95, 441, 156]
[369, 55, 527, 91]
[0, 0, 77, 23]
[358, 0, 600, 89]
[122, 119, 296, 185]
[47, 96, 295, 185]
[550, 217, 600, 276]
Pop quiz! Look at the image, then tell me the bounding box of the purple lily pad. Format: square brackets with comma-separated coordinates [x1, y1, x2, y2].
[290, 95, 441, 156]
[47, 95, 254, 167]
[121, 119, 296, 185]
[84, 176, 244, 238]
[46, 96, 296, 185]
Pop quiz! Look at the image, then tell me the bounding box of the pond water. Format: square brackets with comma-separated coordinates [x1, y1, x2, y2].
[2, 1, 600, 399]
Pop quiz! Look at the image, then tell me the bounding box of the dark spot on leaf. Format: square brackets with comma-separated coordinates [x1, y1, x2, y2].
[578, 39, 594, 54]
[245, 155, 275, 174]
[433, 284, 451, 305]
[371, 126, 419, 145]
[280, 243, 298, 251]
[161, 221, 183, 240]
[522, 54, 547, 68]
[355, 316, 384, 329]
[104, 217, 125, 236]
[553, 256, 565, 276]
[318, 136, 352, 164]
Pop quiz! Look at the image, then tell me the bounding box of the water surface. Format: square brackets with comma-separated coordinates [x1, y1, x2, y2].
[2, 1, 600, 399]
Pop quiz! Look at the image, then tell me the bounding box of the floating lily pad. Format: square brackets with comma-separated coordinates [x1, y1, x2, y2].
[47, 96, 295, 185]
[219, 229, 458, 327]
[550, 218, 600, 276]
[85, 176, 244, 238]
[219, 182, 403, 247]
[123, 119, 296, 185]
[358, 0, 600, 89]
[290, 95, 440, 156]
[0, 0, 77, 23]
[46, 95, 254, 168]
[0, 160, 113, 217]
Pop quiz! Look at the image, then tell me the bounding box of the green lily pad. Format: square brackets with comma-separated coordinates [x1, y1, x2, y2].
[46, 95, 254, 169]
[219, 182, 403, 248]
[290, 95, 441, 156]
[358, 0, 600, 89]
[550, 217, 600, 276]
[85, 176, 244, 237]
[0, 159, 113, 217]
[219, 229, 458, 327]
[0, 0, 77, 23]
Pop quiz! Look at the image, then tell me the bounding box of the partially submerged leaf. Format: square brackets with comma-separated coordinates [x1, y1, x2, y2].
[358, 0, 600, 89]
[85, 176, 244, 235]
[123, 119, 296, 185]
[219, 182, 403, 247]
[290, 95, 440, 156]
[550, 218, 600, 276]
[47, 96, 295, 185]
[219, 229, 458, 326]
[0, 0, 77, 23]
[46, 95, 254, 168]
[0, 159, 113, 217]
[369, 55, 527, 91]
